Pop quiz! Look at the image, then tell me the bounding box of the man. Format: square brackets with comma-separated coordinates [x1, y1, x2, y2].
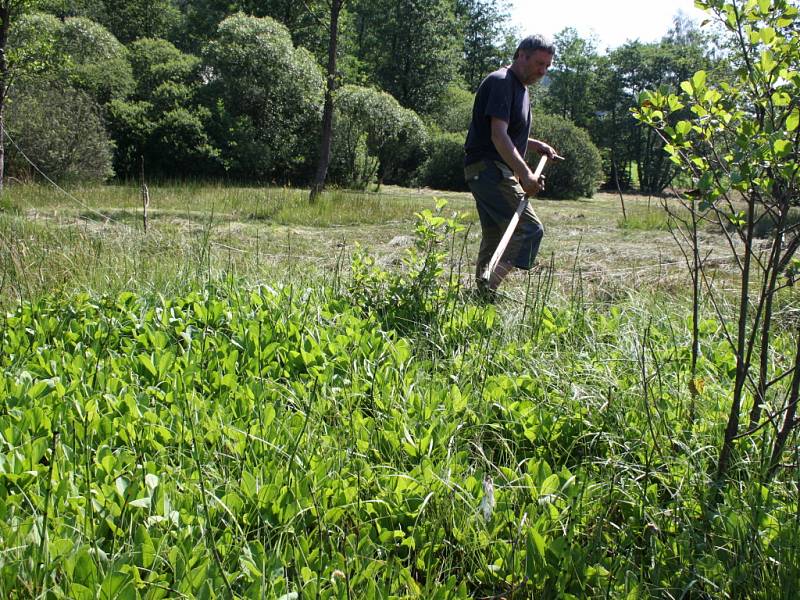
[464, 34, 559, 299]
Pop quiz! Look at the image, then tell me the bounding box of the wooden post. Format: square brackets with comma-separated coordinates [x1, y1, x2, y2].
[140, 156, 149, 233]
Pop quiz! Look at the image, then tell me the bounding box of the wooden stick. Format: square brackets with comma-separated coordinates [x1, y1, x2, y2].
[481, 155, 548, 282]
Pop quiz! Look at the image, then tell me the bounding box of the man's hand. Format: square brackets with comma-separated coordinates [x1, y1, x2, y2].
[519, 169, 543, 196]
[528, 139, 560, 160]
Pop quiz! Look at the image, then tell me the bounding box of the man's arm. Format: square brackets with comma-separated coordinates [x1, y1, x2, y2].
[528, 138, 558, 159]
[490, 117, 541, 196]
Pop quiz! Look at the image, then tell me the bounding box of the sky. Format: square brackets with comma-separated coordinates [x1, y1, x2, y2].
[509, 0, 711, 52]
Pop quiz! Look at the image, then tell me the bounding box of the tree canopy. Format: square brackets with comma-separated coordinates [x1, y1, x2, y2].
[5, 0, 724, 196]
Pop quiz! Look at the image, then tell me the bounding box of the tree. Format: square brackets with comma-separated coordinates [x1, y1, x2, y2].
[7, 81, 114, 181]
[203, 13, 324, 181]
[329, 85, 426, 189]
[0, 0, 51, 191]
[635, 0, 800, 487]
[107, 38, 219, 177]
[12, 13, 133, 106]
[594, 28, 713, 194]
[177, 0, 329, 60]
[350, 0, 460, 113]
[455, 0, 513, 91]
[425, 83, 473, 133]
[309, 0, 346, 202]
[86, 0, 182, 44]
[542, 28, 600, 130]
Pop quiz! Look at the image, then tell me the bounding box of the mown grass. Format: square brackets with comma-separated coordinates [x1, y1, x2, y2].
[0, 181, 737, 307]
[7, 182, 453, 227]
[1, 183, 797, 598]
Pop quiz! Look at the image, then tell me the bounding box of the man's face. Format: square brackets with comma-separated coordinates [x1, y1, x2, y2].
[517, 49, 553, 85]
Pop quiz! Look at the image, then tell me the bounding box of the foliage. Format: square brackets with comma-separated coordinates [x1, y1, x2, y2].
[177, 0, 329, 59]
[12, 13, 134, 106]
[425, 84, 473, 134]
[587, 19, 714, 193]
[349, 0, 460, 113]
[329, 85, 427, 188]
[6, 81, 115, 182]
[455, 0, 514, 91]
[37, 0, 181, 44]
[530, 113, 603, 199]
[635, 0, 800, 485]
[348, 199, 468, 332]
[107, 38, 219, 178]
[1, 222, 799, 597]
[203, 13, 324, 182]
[3, 5, 59, 88]
[420, 131, 468, 191]
[542, 27, 601, 130]
[95, 0, 181, 44]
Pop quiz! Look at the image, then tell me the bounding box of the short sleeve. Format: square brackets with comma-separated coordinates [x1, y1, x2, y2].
[483, 76, 512, 122]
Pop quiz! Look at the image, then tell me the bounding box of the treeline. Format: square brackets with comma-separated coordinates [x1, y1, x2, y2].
[6, 0, 716, 197]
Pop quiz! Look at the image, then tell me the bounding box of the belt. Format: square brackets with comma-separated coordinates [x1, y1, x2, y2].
[464, 159, 512, 180]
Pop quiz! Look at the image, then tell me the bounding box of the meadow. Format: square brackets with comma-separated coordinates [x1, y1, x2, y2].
[1, 182, 797, 598]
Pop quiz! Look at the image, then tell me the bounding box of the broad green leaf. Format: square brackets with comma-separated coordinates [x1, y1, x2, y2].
[692, 71, 707, 90]
[129, 496, 151, 509]
[772, 91, 791, 106]
[539, 473, 560, 496]
[787, 108, 799, 132]
[667, 95, 685, 112]
[135, 525, 156, 569]
[676, 121, 692, 136]
[760, 26, 776, 44]
[138, 354, 157, 377]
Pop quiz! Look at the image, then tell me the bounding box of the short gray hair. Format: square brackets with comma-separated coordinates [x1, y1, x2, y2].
[514, 34, 555, 59]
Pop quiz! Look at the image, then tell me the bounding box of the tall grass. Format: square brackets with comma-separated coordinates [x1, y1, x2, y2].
[0, 186, 797, 598]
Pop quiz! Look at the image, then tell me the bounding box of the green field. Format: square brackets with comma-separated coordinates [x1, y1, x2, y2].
[1, 183, 797, 598]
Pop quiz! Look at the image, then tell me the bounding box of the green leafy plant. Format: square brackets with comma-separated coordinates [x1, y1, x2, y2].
[348, 198, 469, 334]
[635, 0, 800, 487]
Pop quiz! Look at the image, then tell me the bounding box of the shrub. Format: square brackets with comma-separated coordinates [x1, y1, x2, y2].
[12, 14, 135, 106]
[329, 85, 427, 189]
[107, 38, 220, 178]
[530, 112, 603, 199]
[7, 83, 115, 183]
[426, 84, 474, 133]
[203, 13, 324, 183]
[420, 131, 468, 191]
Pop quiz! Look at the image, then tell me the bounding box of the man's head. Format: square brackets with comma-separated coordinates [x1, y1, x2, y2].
[512, 34, 555, 85]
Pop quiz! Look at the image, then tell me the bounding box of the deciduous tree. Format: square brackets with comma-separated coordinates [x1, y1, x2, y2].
[0, 0, 51, 191]
[203, 13, 324, 181]
[635, 0, 800, 488]
[350, 0, 460, 113]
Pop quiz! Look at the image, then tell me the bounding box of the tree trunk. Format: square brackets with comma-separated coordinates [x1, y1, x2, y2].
[0, 2, 10, 194]
[768, 328, 800, 480]
[309, 0, 343, 203]
[716, 197, 756, 482]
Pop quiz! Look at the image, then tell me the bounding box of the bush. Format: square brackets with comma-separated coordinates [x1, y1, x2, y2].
[7, 83, 115, 183]
[426, 84, 474, 133]
[107, 38, 220, 178]
[530, 112, 603, 199]
[329, 85, 427, 189]
[12, 14, 135, 106]
[203, 13, 324, 183]
[420, 131, 468, 191]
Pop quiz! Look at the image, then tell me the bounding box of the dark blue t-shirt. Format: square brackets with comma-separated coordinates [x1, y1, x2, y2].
[464, 66, 530, 167]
